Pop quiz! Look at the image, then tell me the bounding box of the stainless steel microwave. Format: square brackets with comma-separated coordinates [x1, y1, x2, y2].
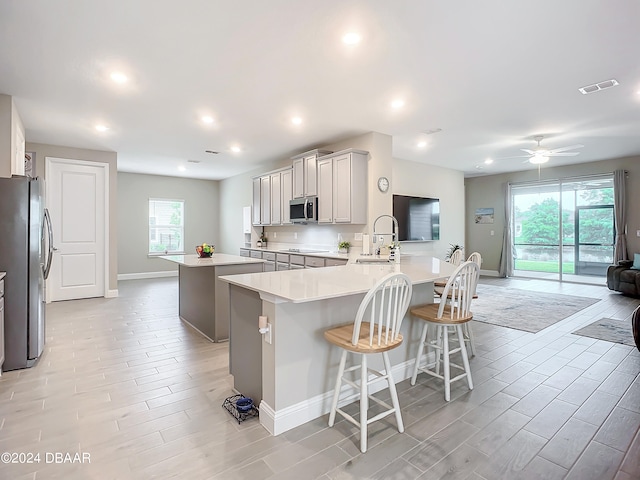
[290, 196, 318, 224]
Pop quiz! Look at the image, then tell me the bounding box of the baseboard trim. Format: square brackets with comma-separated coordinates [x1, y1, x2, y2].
[117, 271, 178, 281]
[105, 289, 119, 298]
[261, 355, 431, 436]
[480, 269, 500, 277]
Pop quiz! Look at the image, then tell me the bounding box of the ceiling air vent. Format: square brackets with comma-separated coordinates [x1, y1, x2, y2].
[187, 160, 201, 163]
[578, 79, 619, 95]
[205, 150, 219, 154]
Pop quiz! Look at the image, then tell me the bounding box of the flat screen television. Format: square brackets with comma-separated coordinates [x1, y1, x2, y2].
[392, 194, 440, 242]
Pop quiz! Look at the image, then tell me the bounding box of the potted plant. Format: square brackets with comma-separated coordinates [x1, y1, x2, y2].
[338, 241, 351, 253]
[445, 243, 463, 261]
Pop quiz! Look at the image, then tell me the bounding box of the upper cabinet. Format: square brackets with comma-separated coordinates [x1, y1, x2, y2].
[0, 94, 26, 178]
[281, 168, 293, 224]
[291, 149, 332, 199]
[252, 167, 292, 226]
[317, 149, 368, 225]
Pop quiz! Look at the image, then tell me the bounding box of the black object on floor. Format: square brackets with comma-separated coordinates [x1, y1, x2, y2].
[222, 394, 259, 424]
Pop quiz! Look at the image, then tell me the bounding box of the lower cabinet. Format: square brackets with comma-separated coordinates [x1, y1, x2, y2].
[240, 249, 347, 271]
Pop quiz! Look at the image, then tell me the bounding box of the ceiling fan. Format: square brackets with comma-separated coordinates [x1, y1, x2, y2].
[518, 135, 584, 164]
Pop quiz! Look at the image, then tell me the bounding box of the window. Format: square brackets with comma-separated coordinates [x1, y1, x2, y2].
[149, 199, 184, 254]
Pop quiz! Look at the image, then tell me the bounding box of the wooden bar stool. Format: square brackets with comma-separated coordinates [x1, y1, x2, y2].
[324, 272, 412, 453]
[410, 261, 479, 401]
[435, 251, 482, 356]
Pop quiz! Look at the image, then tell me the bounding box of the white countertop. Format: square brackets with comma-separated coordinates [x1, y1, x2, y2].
[160, 253, 265, 267]
[220, 255, 458, 303]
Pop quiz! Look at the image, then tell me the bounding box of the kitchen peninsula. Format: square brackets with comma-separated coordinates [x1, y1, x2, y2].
[160, 254, 264, 342]
[220, 255, 458, 435]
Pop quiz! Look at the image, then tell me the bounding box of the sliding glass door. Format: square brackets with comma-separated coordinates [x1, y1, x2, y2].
[511, 175, 614, 283]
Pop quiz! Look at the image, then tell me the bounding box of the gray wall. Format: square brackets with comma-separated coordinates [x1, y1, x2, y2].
[26, 142, 119, 292]
[465, 156, 640, 273]
[393, 158, 465, 259]
[118, 172, 219, 275]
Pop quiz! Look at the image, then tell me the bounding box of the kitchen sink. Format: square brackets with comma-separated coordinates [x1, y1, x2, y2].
[356, 257, 391, 264]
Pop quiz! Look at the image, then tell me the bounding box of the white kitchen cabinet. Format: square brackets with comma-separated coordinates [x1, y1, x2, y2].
[281, 168, 292, 224]
[291, 149, 332, 199]
[317, 157, 334, 223]
[253, 167, 291, 226]
[270, 172, 281, 225]
[260, 175, 271, 225]
[242, 206, 252, 233]
[252, 178, 261, 225]
[292, 158, 304, 199]
[316, 149, 368, 224]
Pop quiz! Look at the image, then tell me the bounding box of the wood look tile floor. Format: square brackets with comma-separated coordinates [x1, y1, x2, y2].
[1, 276, 639, 479]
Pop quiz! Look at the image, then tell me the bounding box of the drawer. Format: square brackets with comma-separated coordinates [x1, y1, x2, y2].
[290, 264, 304, 270]
[276, 253, 290, 263]
[250, 251, 263, 259]
[276, 262, 289, 271]
[239, 249, 250, 257]
[263, 252, 276, 261]
[305, 256, 325, 268]
[325, 258, 348, 267]
[0, 278, 3, 297]
[264, 261, 276, 272]
[290, 255, 305, 266]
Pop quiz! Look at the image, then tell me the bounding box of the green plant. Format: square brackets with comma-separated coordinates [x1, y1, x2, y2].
[445, 243, 463, 261]
[338, 241, 351, 250]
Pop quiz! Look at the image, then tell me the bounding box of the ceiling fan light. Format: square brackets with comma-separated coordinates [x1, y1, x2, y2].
[530, 155, 549, 165]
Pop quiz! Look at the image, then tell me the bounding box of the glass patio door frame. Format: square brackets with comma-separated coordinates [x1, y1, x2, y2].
[511, 173, 614, 282]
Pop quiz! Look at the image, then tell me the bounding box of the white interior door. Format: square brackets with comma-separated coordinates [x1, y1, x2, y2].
[46, 157, 108, 301]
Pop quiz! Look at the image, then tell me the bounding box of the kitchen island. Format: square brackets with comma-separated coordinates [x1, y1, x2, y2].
[220, 255, 458, 435]
[160, 254, 264, 342]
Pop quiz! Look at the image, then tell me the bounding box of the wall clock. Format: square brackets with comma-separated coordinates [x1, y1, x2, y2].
[377, 176, 390, 193]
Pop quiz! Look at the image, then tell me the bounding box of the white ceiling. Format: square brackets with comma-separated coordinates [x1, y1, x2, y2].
[1, 1, 639, 180]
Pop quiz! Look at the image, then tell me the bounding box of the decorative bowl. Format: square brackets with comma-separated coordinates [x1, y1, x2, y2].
[196, 244, 214, 258]
[235, 396, 253, 413]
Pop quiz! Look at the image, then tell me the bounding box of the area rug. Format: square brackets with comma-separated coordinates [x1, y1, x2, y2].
[572, 318, 635, 347]
[471, 285, 600, 333]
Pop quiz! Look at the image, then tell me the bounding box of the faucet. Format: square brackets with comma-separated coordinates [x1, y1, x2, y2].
[372, 214, 399, 247]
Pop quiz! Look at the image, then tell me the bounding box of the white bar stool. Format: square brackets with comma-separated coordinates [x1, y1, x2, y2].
[324, 272, 412, 453]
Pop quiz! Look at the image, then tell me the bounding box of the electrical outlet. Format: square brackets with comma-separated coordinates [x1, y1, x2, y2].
[294, 232, 298, 239]
[354, 233, 363, 241]
[273, 232, 277, 239]
[378, 235, 385, 243]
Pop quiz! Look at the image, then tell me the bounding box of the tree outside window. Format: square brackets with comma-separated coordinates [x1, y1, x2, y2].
[149, 199, 184, 254]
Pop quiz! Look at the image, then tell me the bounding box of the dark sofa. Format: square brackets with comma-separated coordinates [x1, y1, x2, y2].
[606, 260, 640, 297]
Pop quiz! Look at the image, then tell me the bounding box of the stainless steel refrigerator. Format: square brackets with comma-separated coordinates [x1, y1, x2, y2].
[0, 176, 53, 371]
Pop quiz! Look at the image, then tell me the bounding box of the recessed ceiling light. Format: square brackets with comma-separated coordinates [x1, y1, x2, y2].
[291, 117, 302, 125]
[178, 165, 186, 172]
[342, 32, 361, 45]
[202, 116, 214, 124]
[391, 99, 405, 109]
[484, 158, 494, 165]
[231, 146, 241, 153]
[110, 72, 128, 84]
[95, 125, 109, 132]
[417, 141, 427, 148]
